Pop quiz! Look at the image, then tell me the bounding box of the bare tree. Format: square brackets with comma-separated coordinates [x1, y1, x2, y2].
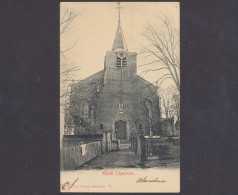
[60, 8, 80, 107]
[172, 93, 180, 131]
[60, 8, 78, 52]
[158, 85, 180, 133]
[159, 85, 179, 117]
[140, 17, 180, 92]
[159, 86, 175, 118]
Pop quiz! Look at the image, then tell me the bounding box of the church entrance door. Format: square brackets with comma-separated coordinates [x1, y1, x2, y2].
[115, 120, 127, 140]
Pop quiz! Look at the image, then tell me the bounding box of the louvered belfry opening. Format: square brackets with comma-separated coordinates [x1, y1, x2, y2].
[116, 56, 127, 67]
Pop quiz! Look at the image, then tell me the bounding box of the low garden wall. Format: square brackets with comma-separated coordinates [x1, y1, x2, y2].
[131, 135, 180, 161]
[146, 137, 180, 158]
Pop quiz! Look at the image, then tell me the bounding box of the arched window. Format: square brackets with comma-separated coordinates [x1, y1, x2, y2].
[90, 105, 95, 119]
[145, 99, 152, 118]
[99, 123, 103, 129]
[81, 101, 89, 118]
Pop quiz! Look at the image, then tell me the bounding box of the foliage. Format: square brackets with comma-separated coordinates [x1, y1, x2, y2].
[152, 144, 170, 157]
[70, 80, 102, 134]
[153, 118, 173, 136]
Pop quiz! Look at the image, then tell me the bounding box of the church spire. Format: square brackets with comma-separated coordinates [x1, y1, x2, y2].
[112, 2, 128, 51]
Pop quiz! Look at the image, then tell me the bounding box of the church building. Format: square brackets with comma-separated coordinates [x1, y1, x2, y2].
[69, 6, 161, 140]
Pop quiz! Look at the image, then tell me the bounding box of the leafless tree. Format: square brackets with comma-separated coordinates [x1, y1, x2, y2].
[159, 86, 174, 118]
[60, 8, 80, 107]
[172, 93, 180, 130]
[159, 85, 180, 126]
[60, 8, 78, 51]
[140, 17, 180, 92]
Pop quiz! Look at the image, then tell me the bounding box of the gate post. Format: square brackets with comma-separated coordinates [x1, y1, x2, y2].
[138, 135, 147, 162]
[106, 132, 111, 152]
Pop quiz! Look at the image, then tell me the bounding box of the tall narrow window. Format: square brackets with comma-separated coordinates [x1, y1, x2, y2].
[118, 103, 124, 114]
[97, 85, 101, 92]
[90, 105, 94, 119]
[81, 101, 89, 119]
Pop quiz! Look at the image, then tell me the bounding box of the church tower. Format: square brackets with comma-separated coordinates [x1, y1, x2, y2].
[103, 4, 137, 89]
[70, 2, 161, 140]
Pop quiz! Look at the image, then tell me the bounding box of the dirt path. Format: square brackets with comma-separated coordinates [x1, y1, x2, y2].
[79, 148, 179, 170]
[81, 148, 141, 169]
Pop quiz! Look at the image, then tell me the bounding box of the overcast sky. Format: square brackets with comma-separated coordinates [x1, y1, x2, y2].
[60, 2, 179, 88]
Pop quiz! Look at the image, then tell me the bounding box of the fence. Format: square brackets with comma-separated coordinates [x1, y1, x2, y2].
[60, 141, 102, 170]
[61, 133, 112, 170]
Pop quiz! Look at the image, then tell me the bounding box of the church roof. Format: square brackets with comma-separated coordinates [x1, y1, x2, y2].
[112, 22, 128, 51]
[136, 75, 159, 90]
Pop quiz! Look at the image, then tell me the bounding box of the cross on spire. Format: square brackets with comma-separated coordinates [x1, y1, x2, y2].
[115, 2, 123, 22]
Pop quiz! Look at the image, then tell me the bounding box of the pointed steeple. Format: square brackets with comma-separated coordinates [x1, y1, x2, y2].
[112, 2, 128, 51]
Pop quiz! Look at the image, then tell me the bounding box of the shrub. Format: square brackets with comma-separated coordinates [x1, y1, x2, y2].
[152, 143, 170, 157]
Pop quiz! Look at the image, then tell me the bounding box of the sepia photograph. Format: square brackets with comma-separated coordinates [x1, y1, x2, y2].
[60, 2, 180, 192]
[2, 0, 238, 194]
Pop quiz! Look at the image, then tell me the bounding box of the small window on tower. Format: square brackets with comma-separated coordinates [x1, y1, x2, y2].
[97, 85, 101, 92]
[119, 103, 124, 109]
[118, 103, 124, 114]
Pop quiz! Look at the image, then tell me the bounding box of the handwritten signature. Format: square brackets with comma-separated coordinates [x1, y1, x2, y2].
[136, 176, 166, 183]
[61, 178, 79, 191]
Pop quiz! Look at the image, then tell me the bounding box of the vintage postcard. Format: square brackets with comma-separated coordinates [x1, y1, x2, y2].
[60, 2, 180, 193]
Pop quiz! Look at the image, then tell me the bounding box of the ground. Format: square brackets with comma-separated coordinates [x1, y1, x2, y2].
[78, 148, 180, 170]
[61, 147, 180, 192]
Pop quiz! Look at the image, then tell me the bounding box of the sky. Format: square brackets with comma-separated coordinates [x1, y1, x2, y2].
[60, 2, 179, 88]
